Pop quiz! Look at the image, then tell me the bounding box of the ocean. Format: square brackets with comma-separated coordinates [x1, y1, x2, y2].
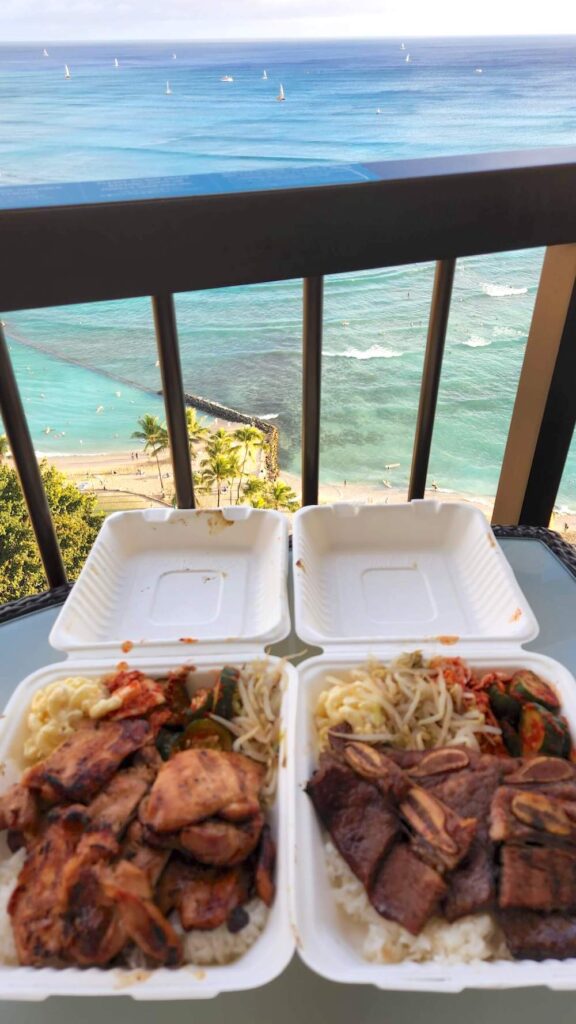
[1, 36, 576, 505]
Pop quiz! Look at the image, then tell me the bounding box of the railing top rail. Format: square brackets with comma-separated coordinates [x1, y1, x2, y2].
[1, 147, 576, 311]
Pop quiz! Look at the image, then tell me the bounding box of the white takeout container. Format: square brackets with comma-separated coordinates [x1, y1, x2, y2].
[290, 501, 576, 991]
[0, 508, 295, 1000]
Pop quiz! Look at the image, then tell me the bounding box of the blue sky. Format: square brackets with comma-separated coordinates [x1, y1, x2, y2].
[0, 0, 575, 40]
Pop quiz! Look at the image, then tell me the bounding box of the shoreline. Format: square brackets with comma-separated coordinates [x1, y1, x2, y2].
[15, 449, 576, 539]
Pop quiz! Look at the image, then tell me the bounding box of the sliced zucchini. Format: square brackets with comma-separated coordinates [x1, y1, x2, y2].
[510, 671, 560, 711]
[519, 703, 570, 757]
[488, 684, 521, 725]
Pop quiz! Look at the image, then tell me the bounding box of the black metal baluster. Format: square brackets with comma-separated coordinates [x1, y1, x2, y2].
[0, 324, 68, 589]
[408, 259, 456, 500]
[302, 276, 323, 506]
[151, 294, 195, 508]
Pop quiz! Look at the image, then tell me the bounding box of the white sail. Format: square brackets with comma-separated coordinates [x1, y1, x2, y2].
[43, 48, 49, 57]
[405, 54, 411, 63]
[114, 57, 119, 68]
[277, 83, 285, 101]
[165, 80, 172, 95]
[400, 42, 405, 50]
[262, 69, 268, 80]
[64, 64, 71, 79]
[172, 53, 177, 60]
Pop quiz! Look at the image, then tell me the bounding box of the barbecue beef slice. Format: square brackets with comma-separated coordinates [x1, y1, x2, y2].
[22, 719, 151, 805]
[499, 910, 576, 960]
[305, 755, 400, 888]
[370, 843, 447, 935]
[499, 844, 576, 912]
[412, 755, 503, 921]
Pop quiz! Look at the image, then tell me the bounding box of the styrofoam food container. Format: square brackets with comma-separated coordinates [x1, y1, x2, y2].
[0, 508, 295, 999]
[290, 501, 576, 991]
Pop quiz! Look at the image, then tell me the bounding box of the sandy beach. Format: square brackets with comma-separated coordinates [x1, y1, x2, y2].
[19, 447, 576, 542]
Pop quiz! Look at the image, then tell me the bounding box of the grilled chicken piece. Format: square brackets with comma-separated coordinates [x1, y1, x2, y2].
[141, 749, 264, 833]
[86, 765, 153, 838]
[99, 859, 182, 966]
[158, 858, 250, 931]
[0, 783, 38, 834]
[179, 813, 264, 866]
[8, 817, 85, 965]
[23, 719, 150, 805]
[254, 824, 276, 907]
[121, 820, 171, 888]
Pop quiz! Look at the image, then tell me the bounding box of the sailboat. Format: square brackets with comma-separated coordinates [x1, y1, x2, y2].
[64, 64, 71, 79]
[400, 42, 406, 50]
[172, 53, 177, 60]
[405, 54, 411, 63]
[220, 74, 234, 82]
[42, 48, 49, 57]
[277, 83, 285, 102]
[262, 69, 268, 80]
[165, 80, 172, 95]
[114, 57, 119, 68]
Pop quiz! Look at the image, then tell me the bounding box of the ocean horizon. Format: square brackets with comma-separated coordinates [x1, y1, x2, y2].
[1, 36, 576, 506]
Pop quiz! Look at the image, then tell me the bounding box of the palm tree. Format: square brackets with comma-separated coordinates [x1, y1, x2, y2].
[225, 449, 241, 504]
[265, 479, 300, 512]
[242, 475, 266, 509]
[131, 414, 169, 494]
[206, 428, 232, 458]
[200, 452, 234, 508]
[232, 425, 264, 502]
[185, 407, 209, 466]
[0, 434, 9, 464]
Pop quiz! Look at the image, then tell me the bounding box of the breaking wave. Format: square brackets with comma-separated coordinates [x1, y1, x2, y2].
[325, 344, 403, 360]
[481, 283, 528, 297]
[461, 336, 492, 348]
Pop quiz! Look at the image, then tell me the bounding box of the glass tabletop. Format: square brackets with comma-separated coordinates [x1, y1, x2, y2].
[2, 535, 576, 1019]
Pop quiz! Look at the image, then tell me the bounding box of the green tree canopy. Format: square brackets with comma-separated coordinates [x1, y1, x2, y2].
[232, 425, 265, 502]
[132, 414, 169, 494]
[0, 462, 104, 604]
[0, 435, 9, 463]
[185, 408, 210, 461]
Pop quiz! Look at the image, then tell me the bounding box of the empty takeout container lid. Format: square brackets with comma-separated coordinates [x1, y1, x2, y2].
[50, 507, 290, 658]
[292, 500, 538, 648]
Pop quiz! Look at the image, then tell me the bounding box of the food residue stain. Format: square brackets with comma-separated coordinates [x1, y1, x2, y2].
[179, 637, 198, 644]
[116, 661, 129, 671]
[437, 635, 460, 646]
[121, 640, 134, 653]
[510, 607, 523, 622]
[191, 969, 206, 981]
[0, 762, 5, 777]
[487, 532, 496, 549]
[295, 559, 305, 571]
[207, 511, 235, 534]
[113, 968, 152, 989]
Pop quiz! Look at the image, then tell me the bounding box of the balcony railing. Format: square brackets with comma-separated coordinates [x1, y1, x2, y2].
[1, 147, 576, 612]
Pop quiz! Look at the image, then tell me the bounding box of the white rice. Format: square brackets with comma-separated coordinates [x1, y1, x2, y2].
[0, 850, 25, 965]
[178, 899, 268, 965]
[324, 841, 510, 964]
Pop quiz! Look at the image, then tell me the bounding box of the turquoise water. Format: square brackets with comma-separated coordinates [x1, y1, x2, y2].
[1, 37, 576, 504]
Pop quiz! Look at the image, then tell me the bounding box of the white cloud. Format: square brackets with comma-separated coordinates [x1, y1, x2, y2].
[1, 0, 575, 39]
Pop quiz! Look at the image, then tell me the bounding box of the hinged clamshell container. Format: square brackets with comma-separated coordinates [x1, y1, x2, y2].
[0, 508, 295, 1000]
[290, 501, 576, 991]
